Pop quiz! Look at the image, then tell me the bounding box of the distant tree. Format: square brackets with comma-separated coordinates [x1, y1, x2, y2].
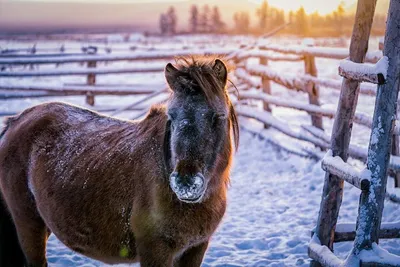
[189, 5, 199, 33]
[159, 13, 168, 35]
[233, 12, 250, 33]
[296, 6, 309, 36]
[167, 6, 177, 34]
[199, 5, 210, 33]
[335, 1, 346, 35]
[211, 6, 225, 33]
[277, 9, 285, 25]
[288, 10, 294, 24]
[257, 0, 269, 30]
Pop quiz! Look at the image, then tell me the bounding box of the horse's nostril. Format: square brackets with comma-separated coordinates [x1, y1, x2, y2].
[169, 172, 206, 203]
[193, 173, 205, 186]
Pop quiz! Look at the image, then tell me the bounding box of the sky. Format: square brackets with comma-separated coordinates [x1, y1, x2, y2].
[11, 0, 357, 14]
[0, 0, 385, 33]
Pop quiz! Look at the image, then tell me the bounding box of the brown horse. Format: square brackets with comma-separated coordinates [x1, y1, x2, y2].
[0, 57, 239, 267]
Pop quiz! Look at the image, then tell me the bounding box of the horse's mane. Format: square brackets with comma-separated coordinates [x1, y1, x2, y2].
[169, 56, 239, 151]
[171, 56, 229, 105]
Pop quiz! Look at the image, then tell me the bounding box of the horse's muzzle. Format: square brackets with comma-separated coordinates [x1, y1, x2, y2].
[169, 172, 206, 203]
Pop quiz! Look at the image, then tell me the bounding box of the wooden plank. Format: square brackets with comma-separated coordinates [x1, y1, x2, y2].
[246, 65, 307, 92]
[334, 221, 400, 242]
[321, 151, 370, 191]
[236, 106, 329, 149]
[308, 236, 343, 267]
[312, 0, 377, 262]
[260, 57, 271, 128]
[338, 57, 388, 85]
[304, 48, 323, 130]
[0, 84, 160, 95]
[257, 44, 381, 63]
[0, 48, 235, 65]
[338, 66, 385, 84]
[86, 52, 96, 106]
[0, 65, 165, 77]
[352, 0, 400, 254]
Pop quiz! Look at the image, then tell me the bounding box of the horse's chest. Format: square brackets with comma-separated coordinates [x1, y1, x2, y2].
[155, 207, 223, 251]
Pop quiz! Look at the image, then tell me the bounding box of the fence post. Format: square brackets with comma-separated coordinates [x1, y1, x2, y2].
[353, 0, 400, 253]
[304, 41, 323, 130]
[86, 46, 97, 106]
[260, 56, 271, 128]
[391, 132, 400, 187]
[310, 0, 377, 265]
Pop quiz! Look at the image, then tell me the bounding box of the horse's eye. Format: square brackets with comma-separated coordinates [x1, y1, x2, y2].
[179, 119, 190, 128]
[213, 113, 227, 123]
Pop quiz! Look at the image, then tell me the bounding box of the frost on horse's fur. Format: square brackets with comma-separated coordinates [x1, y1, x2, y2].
[0, 57, 238, 267]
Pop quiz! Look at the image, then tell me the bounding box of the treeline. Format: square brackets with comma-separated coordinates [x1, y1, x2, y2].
[159, 5, 225, 35]
[159, 1, 386, 37]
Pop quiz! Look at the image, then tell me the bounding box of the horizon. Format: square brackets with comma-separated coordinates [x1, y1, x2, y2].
[0, 0, 388, 34]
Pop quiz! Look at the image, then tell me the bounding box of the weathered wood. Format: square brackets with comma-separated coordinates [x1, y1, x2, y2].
[334, 221, 400, 242]
[257, 44, 381, 63]
[392, 106, 400, 187]
[234, 50, 304, 62]
[308, 236, 343, 267]
[338, 66, 386, 84]
[86, 47, 97, 106]
[312, 1, 377, 264]
[391, 134, 400, 187]
[0, 84, 160, 95]
[386, 192, 400, 204]
[338, 57, 388, 85]
[304, 47, 323, 130]
[237, 91, 400, 134]
[246, 65, 307, 92]
[0, 65, 165, 77]
[321, 152, 370, 191]
[0, 48, 234, 65]
[260, 57, 271, 128]
[240, 123, 318, 159]
[352, 0, 400, 254]
[236, 106, 329, 149]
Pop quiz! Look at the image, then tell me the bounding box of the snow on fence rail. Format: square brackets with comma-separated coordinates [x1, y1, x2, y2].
[257, 43, 382, 63]
[0, 65, 165, 77]
[338, 56, 389, 85]
[0, 48, 235, 65]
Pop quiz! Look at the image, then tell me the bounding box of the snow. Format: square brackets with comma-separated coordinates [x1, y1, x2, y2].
[344, 243, 400, 266]
[309, 234, 343, 267]
[321, 150, 371, 190]
[1, 36, 399, 266]
[339, 56, 389, 78]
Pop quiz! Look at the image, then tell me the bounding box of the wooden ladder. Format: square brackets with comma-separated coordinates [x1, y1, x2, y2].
[309, 0, 400, 266]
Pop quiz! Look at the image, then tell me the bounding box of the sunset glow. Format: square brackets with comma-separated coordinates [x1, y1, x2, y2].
[248, 0, 356, 15]
[16, 0, 356, 15]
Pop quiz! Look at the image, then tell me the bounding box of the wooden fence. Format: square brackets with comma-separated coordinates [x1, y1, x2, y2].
[0, 47, 235, 111]
[2, 30, 400, 265]
[230, 39, 400, 177]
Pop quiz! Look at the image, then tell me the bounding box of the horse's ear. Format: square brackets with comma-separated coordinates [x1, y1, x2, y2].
[213, 59, 228, 86]
[165, 63, 179, 90]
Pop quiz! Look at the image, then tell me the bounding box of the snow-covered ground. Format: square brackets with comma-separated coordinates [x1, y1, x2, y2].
[1, 35, 399, 266]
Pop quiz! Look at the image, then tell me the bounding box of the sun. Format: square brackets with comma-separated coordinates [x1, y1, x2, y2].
[247, 0, 355, 15]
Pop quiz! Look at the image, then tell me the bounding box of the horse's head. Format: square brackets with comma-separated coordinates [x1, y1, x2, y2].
[163, 57, 239, 204]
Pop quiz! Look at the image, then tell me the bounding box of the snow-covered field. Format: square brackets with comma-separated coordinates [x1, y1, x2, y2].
[1, 35, 399, 266]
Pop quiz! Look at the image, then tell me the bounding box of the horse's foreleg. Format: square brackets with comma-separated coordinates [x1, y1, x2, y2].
[176, 241, 209, 267]
[14, 219, 49, 267]
[137, 238, 174, 267]
[1, 188, 50, 266]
